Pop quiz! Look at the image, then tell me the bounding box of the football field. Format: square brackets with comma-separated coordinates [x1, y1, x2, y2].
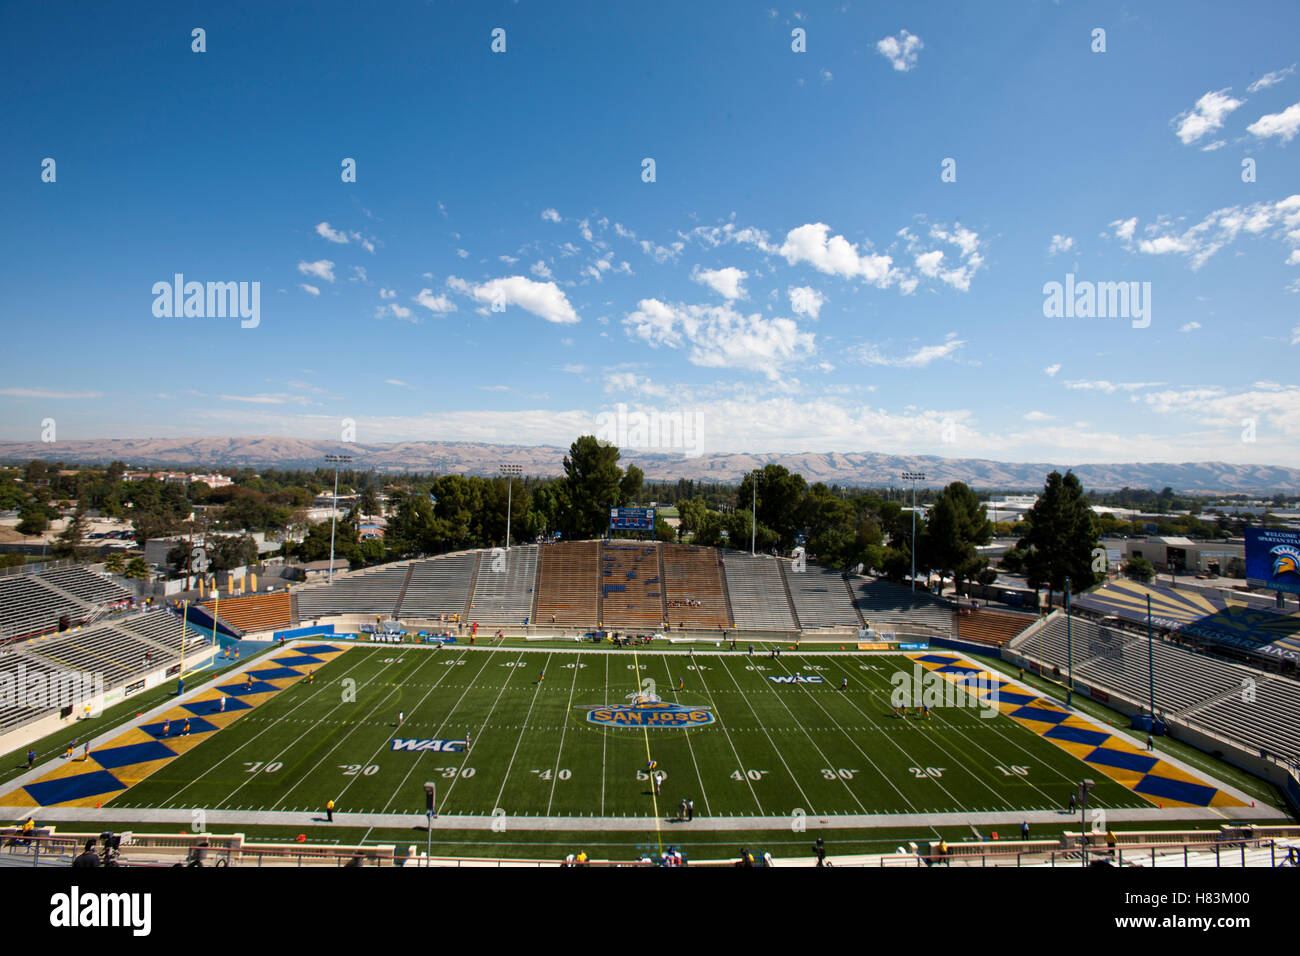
[112, 644, 1153, 819]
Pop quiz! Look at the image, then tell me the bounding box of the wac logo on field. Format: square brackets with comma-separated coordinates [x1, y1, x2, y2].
[583, 691, 714, 728]
[390, 738, 466, 752]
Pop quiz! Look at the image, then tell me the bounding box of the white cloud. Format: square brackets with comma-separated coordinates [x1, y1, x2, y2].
[1048, 234, 1075, 256]
[414, 288, 457, 314]
[385, 379, 408, 387]
[388, 304, 413, 320]
[623, 299, 814, 377]
[297, 260, 336, 283]
[541, 208, 562, 223]
[1023, 411, 1054, 421]
[530, 260, 553, 280]
[0, 387, 102, 399]
[1179, 321, 1202, 332]
[1064, 380, 1166, 394]
[1044, 364, 1061, 377]
[1109, 195, 1300, 271]
[1172, 89, 1244, 144]
[450, 275, 581, 324]
[298, 283, 320, 296]
[1247, 101, 1300, 143]
[315, 221, 349, 244]
[787, 285, 825, 318]
[779, 223, 896, 286]
[456, 249, 470, 259]
[852, 332, 965, 369]
[349, 265, 367, 283]
[876, 29, 923, 72]
[691, 265, 749, 299]
[379, 288, 397, 299]
[1248, 65, 1295, 93]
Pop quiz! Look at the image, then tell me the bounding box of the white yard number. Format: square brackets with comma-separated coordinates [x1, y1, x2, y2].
[340, 764, 379, 776]
[433, 766, 475, 778]
[501, 661, 526, 667]
[909, 766, 945, 778]
[563, 662, 587, 669]
[744, 665, 768, 671]
[731, 769, 768, 781]
[636, 769, 668, 781]
[995, 765, 1030, 776]
[380, 658, 404, 663]
[626, 664, 644, 671]
[531, 769, 572, 780]
[686, 664, 709, 671]
[821, 768, 858, 780]
[243, 761, 282, 774]
[442, 659, 466, 666]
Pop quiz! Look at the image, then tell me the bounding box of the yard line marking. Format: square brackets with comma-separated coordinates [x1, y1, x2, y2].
[489, 653, 553, 814]
[153, 647, 374, 807]
[546, 652, 583, 816]
[691, 654, 766, 815]
[766, 655, 903, 813]
[381, 648, 498, 811]
[633, 648, 664, 857]
[439, 649, 528, 808]
[261, 651, 447, 811]
[819, 655, 987, 810]
[330, 650, 468, 809]
[714, 655, 818, 813]
[659, 655, 712, 818]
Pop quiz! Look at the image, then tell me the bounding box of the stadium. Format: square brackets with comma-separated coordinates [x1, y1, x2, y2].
[3, 521, 1298, 870]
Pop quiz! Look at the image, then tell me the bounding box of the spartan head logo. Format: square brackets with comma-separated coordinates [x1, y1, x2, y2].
[1271, 545, 1300, 580]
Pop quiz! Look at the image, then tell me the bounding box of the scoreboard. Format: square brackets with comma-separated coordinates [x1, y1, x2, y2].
[609, 508, 655, 532]
[1245, 527, 1300, 596]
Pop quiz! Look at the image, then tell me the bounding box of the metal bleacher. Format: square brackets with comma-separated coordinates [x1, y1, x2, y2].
[721, 553, 797, 630]
[849, 577, 953, 636]
[401, 552, 478, 620]
[535, 541, 600, 626]
[295, 565, 410, 618]
[465, 545, 538, 627]
[784, 564, 861, 628]
[599, 542, 664, 630]
[661, 543, 730, 628]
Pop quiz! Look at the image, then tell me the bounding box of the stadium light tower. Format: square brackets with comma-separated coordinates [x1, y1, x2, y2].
[324, 454, 353, 584]
[902, 472, 926, 592]
[501, 464, 523, 550]
[750, 470, 758, 556]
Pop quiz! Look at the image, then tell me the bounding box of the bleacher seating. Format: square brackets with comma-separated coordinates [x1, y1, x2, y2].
[784, 564, 861, 628]
[599, 542, 664, 629]
[38, 566, 133, 607]
[401, 553, 477, 619]
[849, 577, 952, 634]
[661, 544, 730, 628]
[954, 607, 1035, 646]
[0, 574, 90, 641]
[535, 541, 600, 626]
[0, 647, 82, 736]
[1012, 611, 1300, 761]
[202, 591, 293, 634]
[465, 545, 538, 627]
[295, 565, 410, 618]
[721, 553, 797, 630]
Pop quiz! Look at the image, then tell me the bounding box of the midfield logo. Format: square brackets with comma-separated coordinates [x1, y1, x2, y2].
[584, 692, 714, 728]
[390, 738, 466, 752]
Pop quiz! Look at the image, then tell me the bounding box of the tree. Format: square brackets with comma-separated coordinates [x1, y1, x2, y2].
[16, 500, 48, 536]
[677, 496, 708, 537]
[558, 436, 626, 540]
[1124, 556, 1155, 583]
[359, 484, 381, 518]
[737, 465, 807, 550]
[924, 482, 993, 594]
[103, 552, 126, 575]
[124, 557, 150, 580]
[1017, 471, 1101, 607]
[52, 501, 91, 560]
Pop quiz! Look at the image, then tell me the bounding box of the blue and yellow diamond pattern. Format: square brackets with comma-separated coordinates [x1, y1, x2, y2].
[908, 652, 1246, 810]
[1, 644, 349, 809]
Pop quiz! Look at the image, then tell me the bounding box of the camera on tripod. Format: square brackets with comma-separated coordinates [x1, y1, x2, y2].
[99, 831, 127, 866]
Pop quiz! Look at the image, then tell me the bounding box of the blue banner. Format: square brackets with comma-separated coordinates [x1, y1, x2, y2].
[1245, 528, 1300, 596]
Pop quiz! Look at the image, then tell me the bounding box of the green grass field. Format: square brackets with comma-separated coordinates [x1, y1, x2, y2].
[113, 644, 1151, 819]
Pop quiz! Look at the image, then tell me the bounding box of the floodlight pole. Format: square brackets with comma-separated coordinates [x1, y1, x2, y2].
[1147, 593, 1155, 723]
[751, 473, 757, 556]
[902, 473, 926, 591]
[1065, 575, 1073, 709]
[324, 454, 352, 584]
[501, 464, 523, 550]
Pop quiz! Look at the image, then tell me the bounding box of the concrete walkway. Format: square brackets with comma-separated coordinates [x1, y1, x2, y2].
[13, 801, 1286, 832]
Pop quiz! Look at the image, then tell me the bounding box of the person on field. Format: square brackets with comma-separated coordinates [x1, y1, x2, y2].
[161, 720, 170, 737]
[326, 798, 335, 822]
[26, 748, 35, 769]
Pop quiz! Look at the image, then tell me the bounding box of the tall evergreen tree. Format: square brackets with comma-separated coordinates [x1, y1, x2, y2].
[1017, 471, 1100, 607]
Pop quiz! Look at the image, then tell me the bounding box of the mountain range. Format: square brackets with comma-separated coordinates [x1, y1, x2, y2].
[1, 437, 1297, 493]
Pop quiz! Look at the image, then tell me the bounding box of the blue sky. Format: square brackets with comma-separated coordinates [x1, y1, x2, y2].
[3, 0, 1299, 465]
